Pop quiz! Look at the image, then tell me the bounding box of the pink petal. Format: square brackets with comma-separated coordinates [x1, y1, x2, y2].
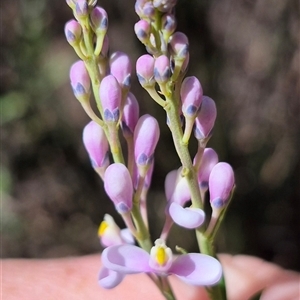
[169, 202, 205, 229]
[98, 267, 124, 289]
[102, 245, 151, 274]
[164, 169, 178, 201]
[109, 51, 131, 88]
[170, 253, 222, 286]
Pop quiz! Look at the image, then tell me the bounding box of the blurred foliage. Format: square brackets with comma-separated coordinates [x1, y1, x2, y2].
[1, 0, 299, 271]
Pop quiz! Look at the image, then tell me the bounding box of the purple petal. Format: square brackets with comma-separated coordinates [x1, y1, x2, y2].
[169, 203, 205, 229]
[170, 253, 222, 286]
[104, 163, 133, 213]
[98, 267, 125, 289]
[170, 176, 190, 206]
[164, 169, 178, 201]
[102, 245, 151, 274]
[209, 162, 235, 208]
[120, 228, 135, 245]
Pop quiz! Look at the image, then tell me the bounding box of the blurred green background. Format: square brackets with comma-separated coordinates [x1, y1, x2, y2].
[1, 0, 299, 271]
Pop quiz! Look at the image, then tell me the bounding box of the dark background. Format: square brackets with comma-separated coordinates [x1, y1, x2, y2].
[1, 0, 299, 272]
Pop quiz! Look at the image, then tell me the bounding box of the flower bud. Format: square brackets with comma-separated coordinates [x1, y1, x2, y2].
[64, 20, 82, 46]
[69, 60, 90, 102]
[194, 96, 217, 140]
[153, 0, 177, 12]
[109, 52, 131, 89]
[161, 14, 177, 37]
[134, 114, 160, 168]
[209, 162, 235, 209]
[99, 75, 121, 122]
[134, 20, 151, 43]
[90, 6, 108, 32]
[104, 163, 133, 214]
[82, 120, 109, 170]
[197, 148, 218, 190]
[121, 92, 140, 137]
[135, 0, 155, 20]
[136, 54, 155, 88]
[169, 32, 189, 60]
[75, 0, 88, 20]
[154, 55, 171, 84]
[181, 76, 203, 118]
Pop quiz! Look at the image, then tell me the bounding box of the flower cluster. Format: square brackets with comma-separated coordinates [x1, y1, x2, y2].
[65, 1, 235, 299]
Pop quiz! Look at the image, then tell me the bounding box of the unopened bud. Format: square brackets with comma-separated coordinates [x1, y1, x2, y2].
[181, 76, 203, 118]
[135, 0, 155, 20]
[154, 55, 171, 84]
[161, 14, 176, 37]
[134, 114, 160, 174]
[121, 92, 140, 137]
[99, 75, 121, 122]
[64, 20, 82, 46]
[109, 51, 131, 89]
[169, 32, 189, 60]
[69, 60, 90, 102]
[90, 6, 108, 32]
[75, 0, 88, 20]
[194, 96, 217, 140]
[153, 0, 177, 12]
[209, 162, 235, 209]
[82, 120, 109, 171]
[104, 163, 133, 214]
[136, 54, 155, 88]
[134, 20, 151, 43]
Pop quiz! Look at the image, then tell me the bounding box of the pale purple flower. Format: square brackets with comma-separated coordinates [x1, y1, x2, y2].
[104, 163, 133, 214]
[121, 92, 140, 137]
[209, 162, 235, 209]
[64, 20, 82, 46]
[154, 55, 171, 84]
[82, 120, 109, 169]
[75, 0, 88, 19]
[101, 239, 222, 287]
[98, 214, 134, 248]
[194, 96, 217, 140]
[136, 54, 155, 88]
[109, 51, 131, 89]
[181, 76, 203, 118]
[70, 60, 91, 102]
[134, 114, 160, 167]
[164, 169, 205, 229]
[99, 75, 121, 122]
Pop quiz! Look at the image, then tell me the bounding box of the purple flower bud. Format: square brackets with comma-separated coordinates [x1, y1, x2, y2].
[64, 20, 82, 46]
[69, 60, 90, 102]
[169, 32, 189, 59]
[134, 20, 151, 43]
[82, 120, 109, 169]
[135, 0, 155, 20]
[197, 148, 218, 190]
[181, 76, 203, 118]
[136, 54, 155, 88]
[99, 75, 121, 122]
[121, 92, 140, 136]
[109, 51, 131, 89]
[66, 0, 76, 9]
[75, 0, 88, 19]
[194, 96, 217, 140]
[153, 0, 177, 12]
[134, 114, 160, 166]
[161, 14, 177, 36]
[90, 6, 108, 31]
[209, 162, 235, 209]
[154, 55, 171, 84]
[104, 163, 133, 214]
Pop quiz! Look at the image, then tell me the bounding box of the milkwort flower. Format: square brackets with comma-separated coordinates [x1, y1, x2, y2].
[101, 239, 222, 288]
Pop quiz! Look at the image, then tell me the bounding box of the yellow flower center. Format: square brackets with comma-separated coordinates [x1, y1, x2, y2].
[98, 221, 108, 237]
[156, 246, 167, 265]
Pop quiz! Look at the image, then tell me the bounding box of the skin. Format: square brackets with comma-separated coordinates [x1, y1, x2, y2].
[2, 254, 299, 300]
